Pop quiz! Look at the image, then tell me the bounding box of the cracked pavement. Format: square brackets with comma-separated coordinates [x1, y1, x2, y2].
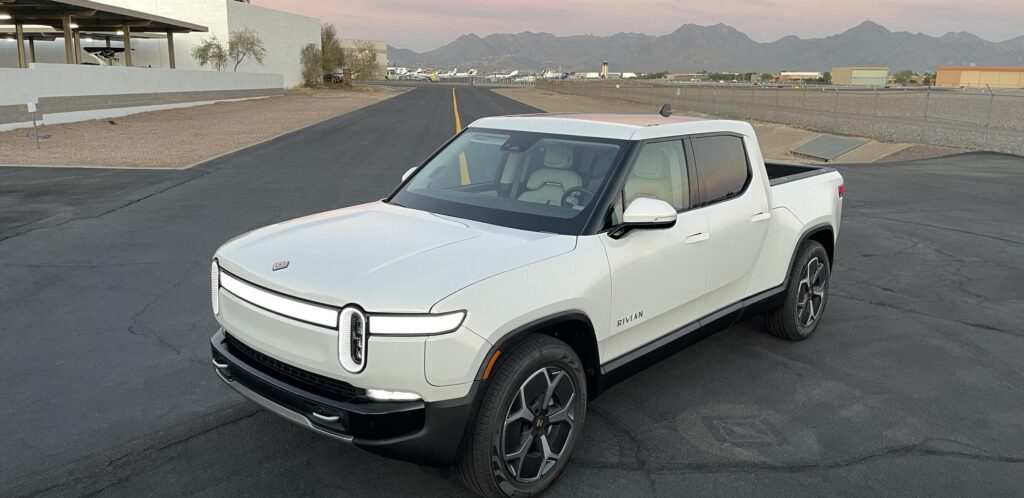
[1, 88, 1022, 497]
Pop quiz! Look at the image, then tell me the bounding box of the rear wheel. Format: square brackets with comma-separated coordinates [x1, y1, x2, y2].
[765, 241, 831, 340]
[456, 335, 586, 497]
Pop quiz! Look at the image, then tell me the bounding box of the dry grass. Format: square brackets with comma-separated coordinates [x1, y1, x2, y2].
[0, 86, 403, 169]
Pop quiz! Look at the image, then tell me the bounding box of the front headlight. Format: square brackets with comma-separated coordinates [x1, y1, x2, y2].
[210, 260, 220, 315]
[368, 311, 466, 335]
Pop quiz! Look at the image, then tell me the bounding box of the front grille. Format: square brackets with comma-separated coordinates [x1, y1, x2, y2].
[225, 332, 363, 401]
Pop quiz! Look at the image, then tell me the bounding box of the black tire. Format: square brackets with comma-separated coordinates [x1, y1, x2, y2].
[456, 335, 587, 497]
[765, 241, 831, 341]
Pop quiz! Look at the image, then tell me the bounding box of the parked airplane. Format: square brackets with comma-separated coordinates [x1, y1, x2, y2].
[488, 70, 519, 81]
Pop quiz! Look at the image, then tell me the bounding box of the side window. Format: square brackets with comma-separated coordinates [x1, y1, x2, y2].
[623, 140, 689, 210]
[691, 135, 750, 205]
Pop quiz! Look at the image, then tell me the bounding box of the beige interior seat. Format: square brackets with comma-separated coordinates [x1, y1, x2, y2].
[624, 148, 676, 207]
[585, 149, 617, 192]
[517, 143, 582, 205]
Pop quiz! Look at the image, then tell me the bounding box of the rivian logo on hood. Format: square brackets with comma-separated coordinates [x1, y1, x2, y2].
[272, 260, 290, 271]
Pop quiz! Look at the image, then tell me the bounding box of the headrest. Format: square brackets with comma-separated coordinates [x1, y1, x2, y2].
[632, 149, 669, 179]
[542, 143, 573, 169]
[526, 169, 582, 190]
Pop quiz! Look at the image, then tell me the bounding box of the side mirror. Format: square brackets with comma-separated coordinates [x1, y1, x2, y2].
[402, 167, 417, 182]
[609, 197, 677, 239]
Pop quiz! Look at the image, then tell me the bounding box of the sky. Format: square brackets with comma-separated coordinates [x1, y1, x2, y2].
[259, 0, 1024, 51]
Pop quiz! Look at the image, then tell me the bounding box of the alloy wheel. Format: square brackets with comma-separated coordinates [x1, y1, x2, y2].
[796, 256, 827, 327]
[501, 366, 576, 482]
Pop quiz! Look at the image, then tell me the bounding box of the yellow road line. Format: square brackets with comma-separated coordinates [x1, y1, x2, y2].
[458, 153, 470, 185]
[452, 87, 462, 133]
[452, 87, 470, 184]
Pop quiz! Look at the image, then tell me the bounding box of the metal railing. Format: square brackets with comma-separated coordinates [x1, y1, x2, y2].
[537, 80, 1024, 155]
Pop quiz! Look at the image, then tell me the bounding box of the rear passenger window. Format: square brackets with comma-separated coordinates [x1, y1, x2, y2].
[691, 136, 749, 205]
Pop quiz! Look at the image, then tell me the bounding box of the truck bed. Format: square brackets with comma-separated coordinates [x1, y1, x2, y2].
[766, 161, 833, 186]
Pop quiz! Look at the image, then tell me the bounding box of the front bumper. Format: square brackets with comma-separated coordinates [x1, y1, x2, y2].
[211, 328, 479, 466]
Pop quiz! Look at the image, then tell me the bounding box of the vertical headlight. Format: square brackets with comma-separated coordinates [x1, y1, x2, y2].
[210, 260, 220, 315]
[339, 307, 366, 373]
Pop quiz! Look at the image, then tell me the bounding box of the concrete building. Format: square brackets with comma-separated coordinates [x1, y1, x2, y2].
[778, 71, 823, 82]
[934, 66, 1024, 89]
[337, 38, 388, 77]
[1, 0, 320, 87]
[0, 0, 310, 131]
[667, 73, 709, 82]
[832, 66, 889, 86]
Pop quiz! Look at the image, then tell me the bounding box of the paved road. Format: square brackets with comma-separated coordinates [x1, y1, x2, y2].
[2, 87, 1022, 497]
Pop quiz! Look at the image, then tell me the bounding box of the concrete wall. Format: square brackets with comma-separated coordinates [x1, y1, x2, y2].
[0, 63, 283, 131]
[0, 0, 319, 87]
[225, 0, 321, 87]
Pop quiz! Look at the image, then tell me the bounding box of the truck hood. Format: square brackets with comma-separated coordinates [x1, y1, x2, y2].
[215, 201, 577, 312]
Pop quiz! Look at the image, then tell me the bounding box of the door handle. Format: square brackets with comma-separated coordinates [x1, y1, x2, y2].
[685, 232, 709, 244]
[750, 212, 772, 222]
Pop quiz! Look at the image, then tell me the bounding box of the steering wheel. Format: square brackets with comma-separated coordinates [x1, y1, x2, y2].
[561, 186, 597, 207]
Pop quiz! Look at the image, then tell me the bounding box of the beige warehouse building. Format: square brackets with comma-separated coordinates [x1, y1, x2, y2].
[832, 66, 889, 86]
[934, 66, 1024, 89]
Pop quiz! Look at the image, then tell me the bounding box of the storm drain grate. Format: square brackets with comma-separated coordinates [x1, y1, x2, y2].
[792, 135, 868, 161]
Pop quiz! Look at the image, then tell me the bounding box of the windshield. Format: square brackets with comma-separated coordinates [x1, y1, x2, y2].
[388, 128, 626, 235]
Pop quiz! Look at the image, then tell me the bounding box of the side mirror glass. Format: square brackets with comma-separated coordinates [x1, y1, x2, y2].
[610, 197, 677, 239]
[402, 167, 417, 182]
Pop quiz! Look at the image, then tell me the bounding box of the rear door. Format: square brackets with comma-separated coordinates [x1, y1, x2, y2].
[690, 135, 770, 311]
[599, 139, 711, 363]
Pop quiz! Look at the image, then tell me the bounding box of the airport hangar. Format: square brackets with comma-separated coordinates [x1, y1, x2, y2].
[831, 66, 890, 86]
[934, 66, 1024, 89]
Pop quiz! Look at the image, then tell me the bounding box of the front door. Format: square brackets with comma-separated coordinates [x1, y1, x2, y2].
[599, 139, 711, 363]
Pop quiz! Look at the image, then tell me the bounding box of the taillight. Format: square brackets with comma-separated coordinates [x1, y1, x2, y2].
[838, 184, 845, 198]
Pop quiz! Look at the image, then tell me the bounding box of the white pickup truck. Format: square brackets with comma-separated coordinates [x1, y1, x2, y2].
[209, 111, 843, 497]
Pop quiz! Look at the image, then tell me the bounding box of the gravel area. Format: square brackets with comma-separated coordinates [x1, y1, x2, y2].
[0, 87, 403, 169]
[494, 87, 964, 163]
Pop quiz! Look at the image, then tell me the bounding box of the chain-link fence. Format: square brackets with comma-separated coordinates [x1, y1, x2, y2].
[373, 76, 535, 88]
[537, 80, 1024, 155]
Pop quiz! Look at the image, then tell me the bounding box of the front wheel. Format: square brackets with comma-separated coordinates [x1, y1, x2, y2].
[456, 335, 586, 497]
[765, 240, 831, 340]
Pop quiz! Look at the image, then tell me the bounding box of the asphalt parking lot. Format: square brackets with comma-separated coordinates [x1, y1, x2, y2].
[1, 87, 1022, 497]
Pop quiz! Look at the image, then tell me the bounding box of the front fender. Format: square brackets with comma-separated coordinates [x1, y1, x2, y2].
[429, 236, 611, 379]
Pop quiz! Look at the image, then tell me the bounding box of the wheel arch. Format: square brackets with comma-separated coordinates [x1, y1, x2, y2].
[475, 311, 602, 401]
[794, 223, 835, 270]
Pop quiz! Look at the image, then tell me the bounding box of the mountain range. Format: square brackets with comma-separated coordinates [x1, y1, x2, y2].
[388, 21, 1024, 73]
